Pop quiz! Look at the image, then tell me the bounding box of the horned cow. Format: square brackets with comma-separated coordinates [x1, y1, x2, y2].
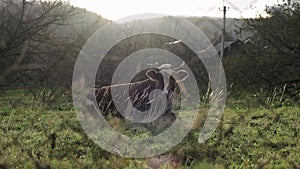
[86, 62, 188, 120]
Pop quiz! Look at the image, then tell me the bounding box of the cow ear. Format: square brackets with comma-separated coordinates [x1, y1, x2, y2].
[146, 69, 159, 81]
[175, 70, 189, 82]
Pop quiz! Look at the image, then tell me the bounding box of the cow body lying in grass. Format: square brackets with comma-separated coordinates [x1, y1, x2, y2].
[94, 69, 165, 116]
[86, 62, 188, 121]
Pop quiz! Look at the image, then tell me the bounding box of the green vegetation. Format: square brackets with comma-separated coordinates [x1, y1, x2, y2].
[226, 0, 300, 99]
[0, 90, 299, 168]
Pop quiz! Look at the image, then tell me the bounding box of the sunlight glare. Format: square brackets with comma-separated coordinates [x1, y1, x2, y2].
[69, 0, 281, 20]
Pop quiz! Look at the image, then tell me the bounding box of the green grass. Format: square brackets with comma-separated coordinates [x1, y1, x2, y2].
[0, 91, 299, 168]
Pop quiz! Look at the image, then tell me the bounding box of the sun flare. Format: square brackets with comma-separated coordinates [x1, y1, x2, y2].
[69, 0, 280, 20]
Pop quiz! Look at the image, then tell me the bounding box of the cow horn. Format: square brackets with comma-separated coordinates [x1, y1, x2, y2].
[158, 64, 173, 70]
[173, 62, 185, 71]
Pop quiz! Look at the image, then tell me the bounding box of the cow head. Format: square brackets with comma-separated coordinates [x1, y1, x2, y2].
[157, 62, 189, 96]
[143, 62, 189, 115]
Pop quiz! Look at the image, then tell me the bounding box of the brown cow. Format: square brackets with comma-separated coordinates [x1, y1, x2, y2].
[86, 62, 188, 121]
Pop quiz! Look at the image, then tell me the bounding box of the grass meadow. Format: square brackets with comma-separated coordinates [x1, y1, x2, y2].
[0, 89, 299, 169]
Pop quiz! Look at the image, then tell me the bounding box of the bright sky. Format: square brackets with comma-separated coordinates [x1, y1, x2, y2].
[69, 0, 281, 20]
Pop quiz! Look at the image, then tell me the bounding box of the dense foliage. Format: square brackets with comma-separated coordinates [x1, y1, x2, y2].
[225, 0, 300, 101]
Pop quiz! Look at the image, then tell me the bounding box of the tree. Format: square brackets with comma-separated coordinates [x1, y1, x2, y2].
[0, 0, 74, 85]
[0, 0, 110, 104]
[233, 0, 300, 99]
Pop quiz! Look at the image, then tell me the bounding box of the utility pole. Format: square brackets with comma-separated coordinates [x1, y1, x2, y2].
[220, 1, 228, 60]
